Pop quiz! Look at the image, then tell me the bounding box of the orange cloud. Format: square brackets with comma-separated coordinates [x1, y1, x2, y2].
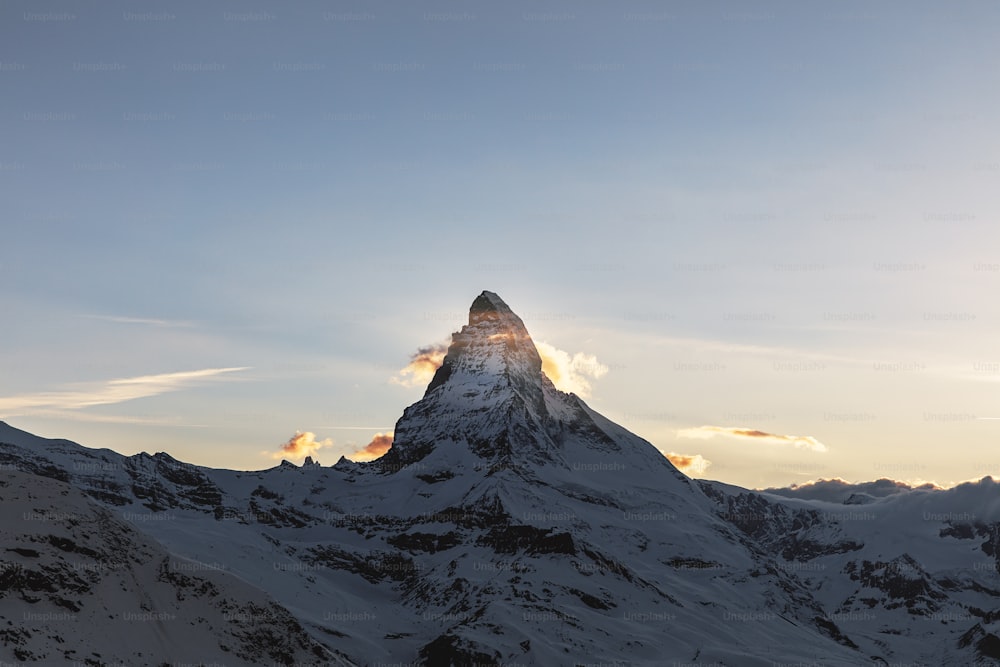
[534, 341, 609, 397]
[390, 338, 609, 397]
[390, 343, 449, 387]
[267, 431, 333, 461]
[676, 425, 828, 452]
[349, 432, 394, 462]
[664, 452, 712, 476]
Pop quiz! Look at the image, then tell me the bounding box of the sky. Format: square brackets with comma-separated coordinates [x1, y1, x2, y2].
[1, 0, 998, 490]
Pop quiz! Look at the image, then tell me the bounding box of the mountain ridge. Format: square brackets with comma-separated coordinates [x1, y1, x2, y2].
[3, 292, 1000, 665]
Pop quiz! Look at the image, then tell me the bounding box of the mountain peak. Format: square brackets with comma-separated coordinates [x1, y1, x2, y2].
[424, 291, 542, 397]
[468, 290, 515, 324]
[382, 291, 552, 467]
[378, 291, 682, 478]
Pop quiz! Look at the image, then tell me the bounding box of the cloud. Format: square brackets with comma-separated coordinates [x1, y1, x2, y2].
[676, 425, 828, 452]
[0, 367, 250, 416]
[664, 452, 712, 476]
[349, 432, 394, 462]
[390, 338, 609, 397]
[763, 477, 941, 502]
[390, 343, 449, 387]
[268, 431, 333, 461]
[534, 341, 609, 397]
[11, 410, 189, 426]
[616, 331, 868, 367]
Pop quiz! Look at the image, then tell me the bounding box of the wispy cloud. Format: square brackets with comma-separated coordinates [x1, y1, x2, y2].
[677, 425, 828, 452]
[626, 329, 1000, 386]
[0, 367, 250, 415]
[610, 330, 870, 368]
[12, 410, 185, 426]
[663, 451, 711, 476]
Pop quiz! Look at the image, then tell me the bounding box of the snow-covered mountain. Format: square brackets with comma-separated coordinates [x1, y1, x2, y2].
[0, 469, 336, 665]
[3, 291, 1000, 666]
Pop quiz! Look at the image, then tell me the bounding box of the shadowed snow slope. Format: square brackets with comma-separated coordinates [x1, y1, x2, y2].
[0, 469, 338, 665]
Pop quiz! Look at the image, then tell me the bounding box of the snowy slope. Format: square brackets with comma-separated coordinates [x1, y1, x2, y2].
[700, 477, 1000, 666]
[2, 291, 999, 665]
[0, 469, 346, 665]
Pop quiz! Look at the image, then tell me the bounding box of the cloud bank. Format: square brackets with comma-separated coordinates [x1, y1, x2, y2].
[763, 477, 941, 503]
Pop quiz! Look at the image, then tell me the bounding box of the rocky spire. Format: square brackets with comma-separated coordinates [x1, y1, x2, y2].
[380, 291, 553, 468]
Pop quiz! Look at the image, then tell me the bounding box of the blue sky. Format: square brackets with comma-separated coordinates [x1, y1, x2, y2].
[2, 0, 998, 488]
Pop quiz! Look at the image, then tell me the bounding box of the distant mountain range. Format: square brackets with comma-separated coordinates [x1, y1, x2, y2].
[3, 291, 1000, 666]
